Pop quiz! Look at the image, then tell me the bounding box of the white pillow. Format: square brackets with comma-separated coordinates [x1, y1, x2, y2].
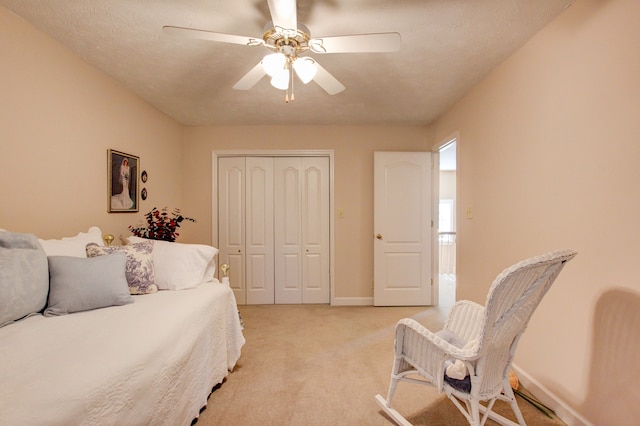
[127, 236, 218, 290]
[38, 227, 104, 257]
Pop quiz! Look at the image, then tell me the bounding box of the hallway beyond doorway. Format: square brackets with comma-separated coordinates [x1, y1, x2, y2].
[439, 273, 455, 307]
[438, 139, 457, 308]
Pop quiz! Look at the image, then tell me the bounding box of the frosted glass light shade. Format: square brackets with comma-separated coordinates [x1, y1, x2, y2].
[270, 68, 290, 90]
[262, 53, 286, 77]
[293, 57, 317, 84]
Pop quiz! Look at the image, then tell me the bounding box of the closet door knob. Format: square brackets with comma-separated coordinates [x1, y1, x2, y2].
[376, 234, 383, 240]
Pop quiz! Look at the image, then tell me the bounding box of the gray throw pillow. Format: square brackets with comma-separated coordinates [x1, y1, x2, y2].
[44, 253, 134, 317]
[0, 232, 49, 327]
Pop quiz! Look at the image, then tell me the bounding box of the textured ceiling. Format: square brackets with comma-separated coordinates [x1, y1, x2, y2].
[1, 0, 575, 126]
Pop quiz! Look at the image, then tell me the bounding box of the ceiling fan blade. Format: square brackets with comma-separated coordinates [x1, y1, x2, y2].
[310, 33, 401, 54]
[267, 0, 297, 32]
[233, 62, 267, 90]
[312, 62, 345, 95]
[163, 26, 263, 47]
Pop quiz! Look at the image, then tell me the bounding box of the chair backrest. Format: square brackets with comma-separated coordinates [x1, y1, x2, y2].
[473, 250, 577, 398]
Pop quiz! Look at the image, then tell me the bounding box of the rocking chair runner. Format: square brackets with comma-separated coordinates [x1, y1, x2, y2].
[375, 249, 577, 426]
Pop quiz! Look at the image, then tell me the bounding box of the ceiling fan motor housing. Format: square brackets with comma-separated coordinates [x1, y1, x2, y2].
[263, 22, 312, 56]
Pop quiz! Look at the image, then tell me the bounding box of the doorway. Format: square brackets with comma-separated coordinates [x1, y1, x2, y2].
[438, 140, 456, 307]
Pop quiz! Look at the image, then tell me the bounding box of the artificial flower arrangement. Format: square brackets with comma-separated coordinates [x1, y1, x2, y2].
[129, 207, 195, 242]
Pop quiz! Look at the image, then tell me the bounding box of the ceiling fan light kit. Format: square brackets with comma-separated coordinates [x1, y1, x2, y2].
[270, 68, 290, 91]
[262, 53, 316, 86]
[292, 57, 317, 84]
[262, 53, 287, 77]
[163, 0, 401, 102]
[259, 23, 320, 100]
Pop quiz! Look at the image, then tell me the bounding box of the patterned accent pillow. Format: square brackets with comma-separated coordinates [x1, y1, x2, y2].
[86, 242, 157, 295]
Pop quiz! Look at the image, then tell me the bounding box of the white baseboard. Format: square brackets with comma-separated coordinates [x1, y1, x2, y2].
[331, 297, 373, 306]
[511, 363, 593, 426]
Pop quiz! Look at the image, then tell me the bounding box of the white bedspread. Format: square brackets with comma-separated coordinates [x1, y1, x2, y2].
[0, 281, 245, 426]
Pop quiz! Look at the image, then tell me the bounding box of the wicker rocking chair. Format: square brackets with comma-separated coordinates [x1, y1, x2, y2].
[375, 249, 577, 426]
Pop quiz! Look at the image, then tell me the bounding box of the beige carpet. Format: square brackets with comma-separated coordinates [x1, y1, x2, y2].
[196, 304, 565, 426]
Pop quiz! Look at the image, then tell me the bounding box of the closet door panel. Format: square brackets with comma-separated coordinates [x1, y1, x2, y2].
[246, 157, 274, 304]
[275, 157, 330, 304]
[283, 253, 302, 291]
[218, 157, 246, 304]
[301, 157, 330, 303]
[275, 159, 303, 303]
[282, 165, 301, 246]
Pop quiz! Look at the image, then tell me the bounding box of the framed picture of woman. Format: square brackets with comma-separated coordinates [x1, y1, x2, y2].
[108, 149, 139, 213]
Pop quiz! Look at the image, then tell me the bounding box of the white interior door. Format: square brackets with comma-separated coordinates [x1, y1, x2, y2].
[374, 151, 433, 306]
[274, 157, 330, 304]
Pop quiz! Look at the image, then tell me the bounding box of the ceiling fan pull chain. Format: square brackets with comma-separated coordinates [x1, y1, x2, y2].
[286, 66, 290, 103]
[290, 67, 295, 102]
[285, 65, 295, 103]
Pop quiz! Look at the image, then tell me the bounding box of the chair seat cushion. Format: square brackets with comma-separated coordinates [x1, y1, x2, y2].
[437, 328, 473, 393]
[435, 329, 466, 348]
[444, 373, 471, 393]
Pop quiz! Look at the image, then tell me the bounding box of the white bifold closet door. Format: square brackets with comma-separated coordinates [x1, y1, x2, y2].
[274, 157, 330, 304]
[217, 156, 329, 305]
[218, 157, 275, 305]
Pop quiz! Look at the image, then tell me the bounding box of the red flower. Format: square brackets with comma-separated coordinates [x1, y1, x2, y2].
[128, 207, 195, 242]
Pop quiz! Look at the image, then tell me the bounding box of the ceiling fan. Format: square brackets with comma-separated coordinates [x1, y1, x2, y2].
[163, 0, 401, 102]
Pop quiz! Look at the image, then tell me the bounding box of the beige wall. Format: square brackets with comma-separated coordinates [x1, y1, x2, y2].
[432, 0, 640, 423]
[0, 7, 183, 241]
[181, 126, 428, 299]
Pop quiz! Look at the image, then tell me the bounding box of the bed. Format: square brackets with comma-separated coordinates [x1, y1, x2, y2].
[0, 228, 245, 425]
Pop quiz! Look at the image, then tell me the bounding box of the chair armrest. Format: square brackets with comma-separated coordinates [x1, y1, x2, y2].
[397, 318, 481, 361]
[394, 318, 480, 391]
[444, 300, 485, 344]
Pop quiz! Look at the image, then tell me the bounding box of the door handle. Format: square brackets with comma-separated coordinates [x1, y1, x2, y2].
[376, 234, 383, 240]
